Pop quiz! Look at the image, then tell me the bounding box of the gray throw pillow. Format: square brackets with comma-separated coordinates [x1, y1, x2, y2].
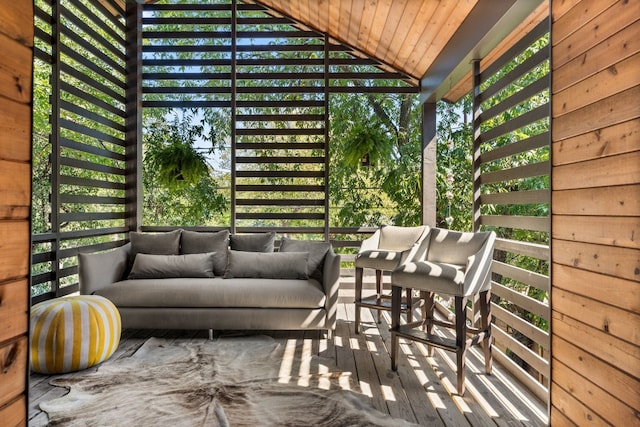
[279, 237, 331, 282]
[230, 232, 276, 252]
[130, 229, 182, 261]
[128, 252, 216, 279]
[180, 229, 229, 276]
[224, 250, 308, 279]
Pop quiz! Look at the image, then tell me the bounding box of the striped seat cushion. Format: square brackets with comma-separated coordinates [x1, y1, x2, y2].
[30, 295, 121, 374]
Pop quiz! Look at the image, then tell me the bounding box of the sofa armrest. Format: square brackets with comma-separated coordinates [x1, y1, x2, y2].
[78, 243, 131, 295]
[322, 249, 341, 331]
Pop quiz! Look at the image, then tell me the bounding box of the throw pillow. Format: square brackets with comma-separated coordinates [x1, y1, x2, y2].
[180, 229, 229, 276]
[224, 250, 308, 280]
[279, 237, 331, 282]
[229, 231, 276, 252]
[129, 229, 182, 261]
[128, 253, 216, 279]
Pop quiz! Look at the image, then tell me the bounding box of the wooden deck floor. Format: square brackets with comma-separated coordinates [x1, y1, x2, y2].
[29, 299, 548, 426]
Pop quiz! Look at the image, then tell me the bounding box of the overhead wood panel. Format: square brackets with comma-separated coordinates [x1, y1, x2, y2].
[551, 0, 640, 425]
[253, 0, 478, 84]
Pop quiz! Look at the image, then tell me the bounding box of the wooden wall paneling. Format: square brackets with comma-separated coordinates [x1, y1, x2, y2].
[553, 0, 639, 68]
[553, 53, 640, 117]
[552, 86, 640, 141]
[551, 0, 617, 45]
[553, 287, 638, 345]
[553, 118, 640, 166]
[552, 335, 640, 409]
[0, 279, 28, 344]
[0, 97, 30, 163]
[552, 264, 639, 313]
[553, 20, 640, 93]
[0, 396, 26, 427]
[551, 184, 640, 216]
[551, 310, 639, 380]
[552, 240, 639, 282]
[552, 359, 638, 426]
[0, 337, 28, 417]
[553, 150, 640, 189]
[552, 215, 639, 249]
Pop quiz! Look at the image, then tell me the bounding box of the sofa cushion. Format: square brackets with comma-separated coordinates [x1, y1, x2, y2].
[224, 250, 308, 279]
[279, 238, 331, 281]
[128, 253, 216, 279]
[180, 229, 229, 276]
[130, 230, 182, 261]
[229, 232, 276, 252]
[97, 278, 326, 309]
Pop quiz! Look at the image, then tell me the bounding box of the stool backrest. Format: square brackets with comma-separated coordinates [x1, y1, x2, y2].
[378, 225, 429, 251]
[426, 228, 494, 266]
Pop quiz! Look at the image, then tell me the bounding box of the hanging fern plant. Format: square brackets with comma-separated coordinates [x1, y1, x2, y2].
[343, 123, 393, 168]
[147, 141, 210, 190]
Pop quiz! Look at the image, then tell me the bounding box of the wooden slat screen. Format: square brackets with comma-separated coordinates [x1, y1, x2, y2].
[31, 0, 127, 302]
[472, 18, 550, 402]
[141, 0, 417, 238]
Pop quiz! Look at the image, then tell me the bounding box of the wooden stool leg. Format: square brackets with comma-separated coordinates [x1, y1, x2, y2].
[375, 269, 383, 323]
[406, 288, 413, 323]
[480, 290, 493, 375]
[390, 285, 402, 371]
[425, 292, 435, 356]
[455, 296, 468, 395]
[355, 267, 363, 334]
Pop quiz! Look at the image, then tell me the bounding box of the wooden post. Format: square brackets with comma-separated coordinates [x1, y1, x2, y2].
[125, 2, 143, 232]
[421, 102, 437, 227]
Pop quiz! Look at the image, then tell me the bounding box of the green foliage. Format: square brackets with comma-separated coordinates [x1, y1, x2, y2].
[142, 112, 227, 226]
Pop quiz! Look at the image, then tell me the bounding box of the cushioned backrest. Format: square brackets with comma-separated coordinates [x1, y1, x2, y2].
[426, 228, 492, 265]
[378, 225, 426, 251]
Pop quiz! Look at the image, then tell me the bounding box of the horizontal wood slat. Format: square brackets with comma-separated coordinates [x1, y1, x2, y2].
[493, 303, 550, 349]
[58, 211, 126, 223]
[552, 150, 640, 190]
[0, 395, 26, 427]
[480, 215, 549, 232]
[235, 199, 324, 206]
[59, 175, 126, 190]
[553, 287, 638, 345]
[552, 0, 639, 69]
[479, 132, 549, 165]
[235, 156, 323, 164]
[478, 104, 549, 144]
[60, 138, 126, 162]
[0, 98, 30, 163]
[60, 156, 125, 176]
[492, 260, 549, 292]
[236, 142, 324, 150]
[552, 240, 639, 282]
[480, 162, 549, 184]
[492, 281, 549, 320]
[495, 238, 549, 261]
[0, 279, 28, 344]
[0, 337, 27, 409]
[236, 213, 325, 220]
[552, 215, 639, 249]
[551, 335, 640, 410]
[551, 310, 639, 380]
[492, 325, 549, 378]
[235, 170, 324, 178]
[552, 264, 639, 313]
[0, 32, 33, 104]
[552, 184, 640, 216]
[236, 185, 324, 192]
[479, 190, 549, 205]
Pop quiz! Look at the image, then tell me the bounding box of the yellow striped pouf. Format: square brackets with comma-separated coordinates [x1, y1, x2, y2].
[30, 295, 121, 374]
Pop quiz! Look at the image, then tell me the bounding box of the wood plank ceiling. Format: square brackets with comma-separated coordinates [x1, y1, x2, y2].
[252, 0, 548, 102]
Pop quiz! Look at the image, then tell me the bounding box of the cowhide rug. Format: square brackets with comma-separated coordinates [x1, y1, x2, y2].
[41, 335, 419, 426]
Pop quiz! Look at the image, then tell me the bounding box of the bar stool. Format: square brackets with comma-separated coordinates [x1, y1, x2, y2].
[390, 228, 496, 395]
[354, 225, 429, 334]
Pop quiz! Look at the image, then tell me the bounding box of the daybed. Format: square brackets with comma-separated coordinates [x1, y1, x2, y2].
[78, 229, 340, 335]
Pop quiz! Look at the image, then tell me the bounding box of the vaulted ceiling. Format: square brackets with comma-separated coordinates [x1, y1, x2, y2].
[252, 0, 548, 102]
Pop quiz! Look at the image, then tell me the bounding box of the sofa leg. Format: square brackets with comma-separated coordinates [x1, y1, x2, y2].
[208, 329, 214, 341]
[325, 329, 333, 340]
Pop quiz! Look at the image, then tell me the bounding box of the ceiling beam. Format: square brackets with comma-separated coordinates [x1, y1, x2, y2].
[420, 0, 545, 104]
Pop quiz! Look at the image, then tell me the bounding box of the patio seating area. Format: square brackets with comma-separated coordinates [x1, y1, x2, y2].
[29, 297, 547, 427]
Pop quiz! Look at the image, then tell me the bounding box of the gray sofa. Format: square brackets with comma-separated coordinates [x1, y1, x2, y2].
[78, 230, 340, 335]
